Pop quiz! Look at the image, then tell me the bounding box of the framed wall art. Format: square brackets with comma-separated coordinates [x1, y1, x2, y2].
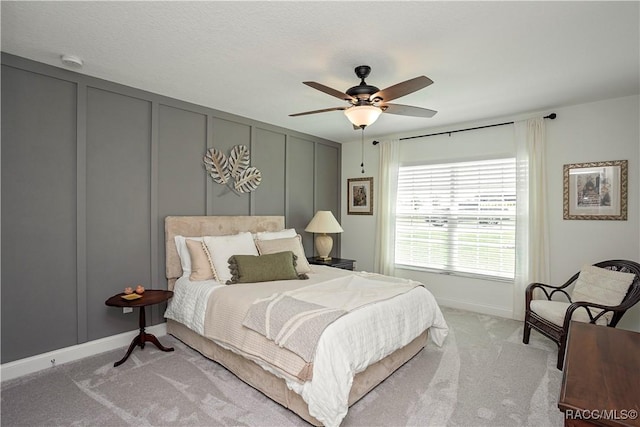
[347, 177, 373, 215]
[563, 160, 627, 220]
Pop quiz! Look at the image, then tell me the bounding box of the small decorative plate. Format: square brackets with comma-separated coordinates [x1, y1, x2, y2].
[121, 293, 142, 301]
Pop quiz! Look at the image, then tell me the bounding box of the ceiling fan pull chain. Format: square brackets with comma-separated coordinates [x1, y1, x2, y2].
[361, 127, 365, 174]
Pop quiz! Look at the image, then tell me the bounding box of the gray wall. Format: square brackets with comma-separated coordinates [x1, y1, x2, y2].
[1, 53, 342, 363]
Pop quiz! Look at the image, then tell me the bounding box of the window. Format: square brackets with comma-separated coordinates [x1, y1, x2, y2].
[395, 158, 516, 280]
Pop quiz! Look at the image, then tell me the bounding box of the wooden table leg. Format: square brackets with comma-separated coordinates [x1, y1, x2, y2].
[114, 334, 141, 367]
[143, 332, 174, 352]
[113, 305, 174, 367]
[139, 303, 146, 350]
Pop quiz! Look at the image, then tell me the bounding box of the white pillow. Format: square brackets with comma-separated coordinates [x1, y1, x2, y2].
[174, 235, 204, 275]
[203, 232, 259, 283]
[255, 235, 311, 274]
[572, 264, 635, 307]
[254, 228, 297, 241]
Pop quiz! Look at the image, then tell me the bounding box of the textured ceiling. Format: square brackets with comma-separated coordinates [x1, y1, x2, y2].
[2, 1, 639, 143]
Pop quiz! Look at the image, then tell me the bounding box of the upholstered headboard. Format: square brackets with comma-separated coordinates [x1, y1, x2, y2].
[165, 215, 285, 289]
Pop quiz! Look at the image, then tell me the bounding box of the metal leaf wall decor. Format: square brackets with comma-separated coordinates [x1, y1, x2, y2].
[203, 148, 230, 184]
[234, 167, 262, 193]
[203, 144, 262, 194]
[228, 145, 250, 179]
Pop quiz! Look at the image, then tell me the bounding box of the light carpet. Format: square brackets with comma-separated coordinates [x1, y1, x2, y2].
[1, 307, 564, 426]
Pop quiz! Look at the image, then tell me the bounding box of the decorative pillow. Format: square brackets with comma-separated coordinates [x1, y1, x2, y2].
[185, 239, 215, 281]
[174, 235, 204, 275]
[203, 232, 259, 283]
[572, 264, 635, 307]
[254, 228, 297, 241]
[226, 251, 308, 284]
[255, 235, 311, 274]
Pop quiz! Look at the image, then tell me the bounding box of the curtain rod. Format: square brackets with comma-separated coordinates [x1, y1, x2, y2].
[372, 113, 556, 145]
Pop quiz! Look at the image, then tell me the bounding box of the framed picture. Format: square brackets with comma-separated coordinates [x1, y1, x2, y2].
[563, 160, 628, 220]
[347, 177, 373, 215]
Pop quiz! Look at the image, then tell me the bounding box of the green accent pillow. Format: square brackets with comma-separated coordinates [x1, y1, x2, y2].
[226, 251, 309, 284]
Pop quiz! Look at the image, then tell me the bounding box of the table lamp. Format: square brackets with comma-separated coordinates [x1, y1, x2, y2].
[305, 210, 344, 260]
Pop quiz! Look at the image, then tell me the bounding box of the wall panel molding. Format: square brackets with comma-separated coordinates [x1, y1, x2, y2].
[76, 81, 88, 344]
[1, 64, 79, 362]
[150, 101, 160, 325]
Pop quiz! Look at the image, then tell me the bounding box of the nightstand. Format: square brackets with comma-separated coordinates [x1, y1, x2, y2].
[105, 290, 174, 367]
[307, 257, 356, 271]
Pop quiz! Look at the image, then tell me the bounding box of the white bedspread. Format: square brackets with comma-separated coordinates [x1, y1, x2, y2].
[165, 267, 448, 427]
[164, 277, 222, 335]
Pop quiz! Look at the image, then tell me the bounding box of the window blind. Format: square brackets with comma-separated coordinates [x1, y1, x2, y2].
[395, 158, 516, 280]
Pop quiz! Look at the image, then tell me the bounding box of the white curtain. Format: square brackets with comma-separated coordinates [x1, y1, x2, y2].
[513, 118, 550, 320]
[374, 139, 400, 276]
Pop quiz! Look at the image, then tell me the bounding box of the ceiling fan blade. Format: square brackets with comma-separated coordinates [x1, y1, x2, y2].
[289, 106, 347, 117]
[303, 82, 356, 102]
[371, 76, 433, 102]
[382, 103, 437, 118]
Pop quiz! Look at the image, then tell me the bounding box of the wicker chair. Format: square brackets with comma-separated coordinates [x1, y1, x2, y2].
[522, 259, 640, 370]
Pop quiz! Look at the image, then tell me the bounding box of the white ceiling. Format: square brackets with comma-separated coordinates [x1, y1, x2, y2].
[2, 1, 639, 144]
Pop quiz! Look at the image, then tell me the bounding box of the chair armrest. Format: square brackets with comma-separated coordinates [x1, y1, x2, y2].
[525, 282, 571, 306]
[562, 300, 627, 331]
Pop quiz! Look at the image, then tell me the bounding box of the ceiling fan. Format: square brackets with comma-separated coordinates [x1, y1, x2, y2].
[289, 65, 437, 129]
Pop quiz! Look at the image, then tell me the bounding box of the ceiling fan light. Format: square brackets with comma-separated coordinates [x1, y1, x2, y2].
[344, 105, 382, 127]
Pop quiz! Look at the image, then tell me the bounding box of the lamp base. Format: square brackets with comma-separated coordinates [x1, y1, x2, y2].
[314, 234, 333, 260]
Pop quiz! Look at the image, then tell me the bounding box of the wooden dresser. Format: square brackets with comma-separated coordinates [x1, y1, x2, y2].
[558, 321, 639, 427]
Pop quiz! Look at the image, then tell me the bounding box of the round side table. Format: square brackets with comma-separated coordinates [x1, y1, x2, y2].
[105, 289, 174, 367]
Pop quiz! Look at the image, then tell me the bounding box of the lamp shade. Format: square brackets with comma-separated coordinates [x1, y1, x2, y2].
[344, 105, 382, 128]
[305, 211, 343, 260]
[305, 211, 344, 234]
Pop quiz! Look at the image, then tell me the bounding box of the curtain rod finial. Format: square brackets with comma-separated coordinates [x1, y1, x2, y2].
[372, 140, 380, 146]
[545, 113, 557, 120]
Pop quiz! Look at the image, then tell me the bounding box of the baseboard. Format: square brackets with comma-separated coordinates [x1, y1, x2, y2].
[436, 297, 514, 319]
[1, 323, 167, 382]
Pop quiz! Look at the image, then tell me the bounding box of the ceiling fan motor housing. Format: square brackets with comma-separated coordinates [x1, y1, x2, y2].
[346, 84, 379, 101]
[346, 65, 379, 102]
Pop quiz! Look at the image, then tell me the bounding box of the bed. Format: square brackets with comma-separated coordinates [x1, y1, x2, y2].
[163, 215, 448, 426]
